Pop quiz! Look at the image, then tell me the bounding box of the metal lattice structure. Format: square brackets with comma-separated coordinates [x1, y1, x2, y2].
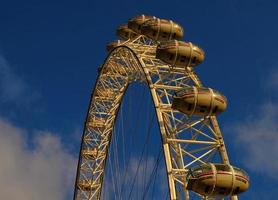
[73, 34, 239, 200]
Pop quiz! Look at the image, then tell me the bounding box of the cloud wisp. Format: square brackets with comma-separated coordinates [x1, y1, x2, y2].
[233, 67, 278, 180]
[233, 103, 278, 178]
[266, 67, 278, 90]
[0, 55, 39, 106]
[0, 118, 77, 200]
[102, 154, 168, 200]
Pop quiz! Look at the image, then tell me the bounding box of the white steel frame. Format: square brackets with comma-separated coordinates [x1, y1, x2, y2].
[73, 35, 238, 200]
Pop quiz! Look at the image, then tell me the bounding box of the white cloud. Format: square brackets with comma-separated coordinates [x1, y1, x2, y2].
[101, 153, 167, 199]
[267, 68, 278, 89]
[0, 118, 77, 200]
[234, 102, 278, 178]
[232, 66, 278, 179]
[0, 55, 39, 105]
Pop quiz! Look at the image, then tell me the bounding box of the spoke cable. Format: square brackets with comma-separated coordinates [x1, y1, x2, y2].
[142, 147, 163, 199]
[119, 88, 148, 198]
[127, 112, 156, 199]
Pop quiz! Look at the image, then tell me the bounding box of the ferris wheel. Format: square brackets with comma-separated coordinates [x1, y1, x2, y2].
[73, 15, 249, 200]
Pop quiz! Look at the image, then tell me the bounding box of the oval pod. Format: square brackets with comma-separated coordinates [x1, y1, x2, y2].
[141, 18, 184, 41]
[187, 163, 249, 197]
[156, 40, 205, 68]
[172, 86, 227, 116]
[128, 14, 156, 34]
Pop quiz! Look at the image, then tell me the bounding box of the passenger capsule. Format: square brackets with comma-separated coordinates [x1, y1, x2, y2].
[186, 163, 249, 197]
[128, 14, 156, 34]
[116, 24, 138, 40]
[140, 18, 184, 41]
[156, 40, 205, 67]
[172, 86, 227, 116]
[106, 40, 124, 52]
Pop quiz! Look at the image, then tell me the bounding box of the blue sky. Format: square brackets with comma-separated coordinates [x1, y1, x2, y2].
[0, 0, 278, 199]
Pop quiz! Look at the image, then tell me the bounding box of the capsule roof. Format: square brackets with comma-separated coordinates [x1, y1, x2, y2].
[158, 40, 204, 56]
[156, 40, 205, 68]
[116, 24, 138, 40]
[141, 18, 184, 41]
[128, 14, 156, 34]
[191, 163, 249, 178]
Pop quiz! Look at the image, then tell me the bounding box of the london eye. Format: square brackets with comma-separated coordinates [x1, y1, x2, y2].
[73, 15, 249, 200]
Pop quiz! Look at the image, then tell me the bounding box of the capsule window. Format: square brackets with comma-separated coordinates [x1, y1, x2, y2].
[180, 56, 187, 62]
[173, 32, 176, 38]
[233, 187, 240, 195]
[205, 186, 210, 193]
[192, 56, 197, 64]
[187, 104, 192, 111]
[219, 187, 227, 195]
[215, 165, 230, 171]
[200, 105, 207, 113]
[219, 190, 226, 195]
[162, 32, 167, 38]
[169, 54, 174, 61]
[212, 106, 218, 114]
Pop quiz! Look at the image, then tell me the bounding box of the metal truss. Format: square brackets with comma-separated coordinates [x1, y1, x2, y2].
[73, 35, 238, 200]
